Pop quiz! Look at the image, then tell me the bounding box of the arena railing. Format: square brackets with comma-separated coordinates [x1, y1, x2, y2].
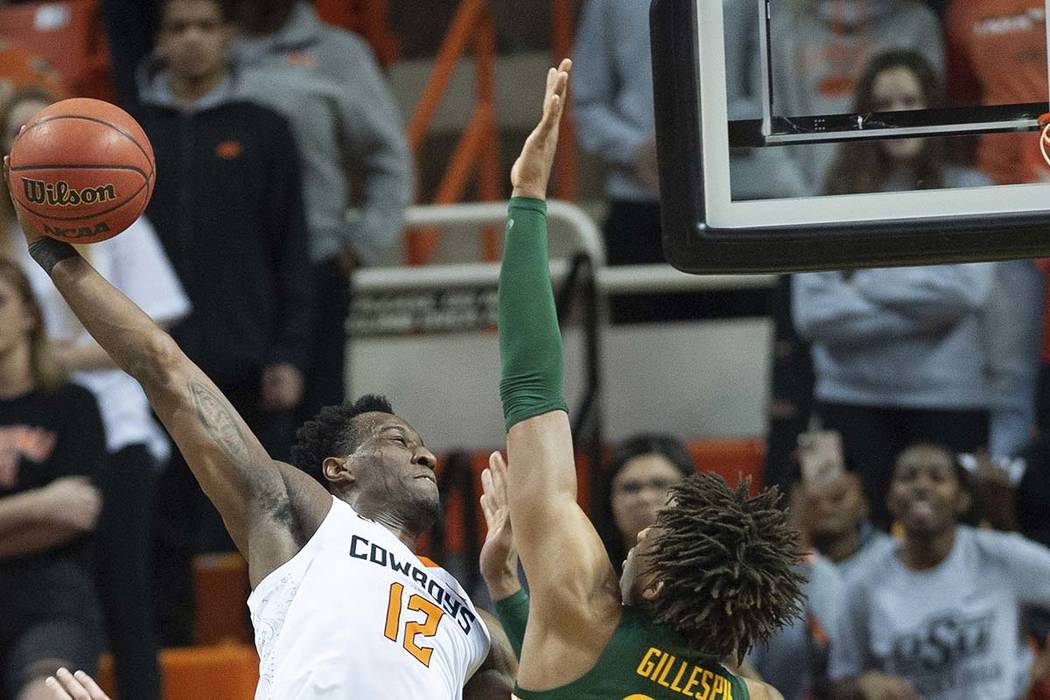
[351, 201, 776, 586]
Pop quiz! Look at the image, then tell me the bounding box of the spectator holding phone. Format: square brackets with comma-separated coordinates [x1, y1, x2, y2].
[797, 432, 894, 578]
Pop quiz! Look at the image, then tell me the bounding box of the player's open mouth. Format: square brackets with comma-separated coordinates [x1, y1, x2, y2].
[415, 474, 436, 484]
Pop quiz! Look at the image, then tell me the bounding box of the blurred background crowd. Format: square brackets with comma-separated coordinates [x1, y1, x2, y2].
[2, 0, 1050, 698]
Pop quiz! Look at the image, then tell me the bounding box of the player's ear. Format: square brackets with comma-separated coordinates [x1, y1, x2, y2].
[641, 579, 664, 602]
[323, 456, 354, 485]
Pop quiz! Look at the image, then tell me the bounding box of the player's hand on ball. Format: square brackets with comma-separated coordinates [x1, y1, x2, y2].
[480, 451, 520, 599]
[510, 59, 571, 200]
[3, 153, 44, 245]
[45, 668, 111, 700]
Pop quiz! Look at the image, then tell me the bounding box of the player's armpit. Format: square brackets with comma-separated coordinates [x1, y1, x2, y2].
[464, 609, 517, 699]
[153, 362, 331, 585]
[463, 670, 513, 700]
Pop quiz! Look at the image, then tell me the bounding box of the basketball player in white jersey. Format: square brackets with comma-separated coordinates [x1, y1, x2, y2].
[6, 60, 580, 700]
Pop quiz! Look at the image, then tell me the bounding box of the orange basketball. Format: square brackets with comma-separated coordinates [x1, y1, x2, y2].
[8, 98, 155, 244]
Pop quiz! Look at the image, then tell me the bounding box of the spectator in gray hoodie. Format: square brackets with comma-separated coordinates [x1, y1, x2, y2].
[572, 0, 804, 324]
[793, 50, 1041, 529]
[232, 0, 413, 421]
[742, 0, 939, 492]
[133, 0, 314, 645]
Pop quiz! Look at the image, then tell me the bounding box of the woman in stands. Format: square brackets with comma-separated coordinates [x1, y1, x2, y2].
[792, 49, 1042, 530]
[2, 87, 190, 700]
[596, 434, 696, 571]
[0, 259, 108, 700]
[479, 432, 694, 656]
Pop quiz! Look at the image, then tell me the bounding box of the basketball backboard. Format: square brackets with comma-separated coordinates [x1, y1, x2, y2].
[651, 0, 1050, 273]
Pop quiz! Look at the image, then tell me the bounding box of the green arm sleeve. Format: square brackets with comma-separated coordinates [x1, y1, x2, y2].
[492, 589, 530, 659]
[498, 197, 569, 431]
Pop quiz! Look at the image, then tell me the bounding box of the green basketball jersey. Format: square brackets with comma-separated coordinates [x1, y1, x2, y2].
[511, 606, 750, 700]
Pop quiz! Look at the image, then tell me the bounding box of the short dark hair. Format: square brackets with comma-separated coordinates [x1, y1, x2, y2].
[608, 434, 696, 482]
[159, 0, 237, 23]
[892, 442, 976, 524]
[648, 473, 805, 661]
[893, 442, 971, 487]
[291, 394, 395, 486]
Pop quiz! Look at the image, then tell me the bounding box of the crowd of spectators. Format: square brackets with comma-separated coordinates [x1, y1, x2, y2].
[2, 0, 1050, 698]
[0, 0, 411, 695]
[760, 2, 1050, 698]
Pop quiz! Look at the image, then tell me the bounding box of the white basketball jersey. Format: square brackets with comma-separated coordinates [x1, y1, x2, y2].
[248, 497, 490, 699]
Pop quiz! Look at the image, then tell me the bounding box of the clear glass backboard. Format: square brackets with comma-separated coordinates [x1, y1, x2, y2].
[652, 0, 1050, 272]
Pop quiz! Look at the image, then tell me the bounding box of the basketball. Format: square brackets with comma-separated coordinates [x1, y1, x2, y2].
[7, 98, 155, 244]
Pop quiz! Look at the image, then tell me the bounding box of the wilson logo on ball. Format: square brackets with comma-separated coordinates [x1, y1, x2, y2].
[21, 178, 118, 207]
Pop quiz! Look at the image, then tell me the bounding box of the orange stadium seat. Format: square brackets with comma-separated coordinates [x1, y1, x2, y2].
[686, 438, 765, 494]
[0, 0, 114, 100]
[0, 38, 68, 103]
[420, 439, 764, 557]
[99, 644, 259, 700]
[193, 553, 253, 646]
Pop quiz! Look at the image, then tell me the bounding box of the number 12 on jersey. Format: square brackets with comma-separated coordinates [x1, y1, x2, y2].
[384, 582, 445, 666]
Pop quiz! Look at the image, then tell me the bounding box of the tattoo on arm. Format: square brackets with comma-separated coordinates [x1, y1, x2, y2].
[190, 380, 256, 469]
[189, 380, 298, 533]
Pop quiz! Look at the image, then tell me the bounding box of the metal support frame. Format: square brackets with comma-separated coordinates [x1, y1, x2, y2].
[350, 201, 776, 567]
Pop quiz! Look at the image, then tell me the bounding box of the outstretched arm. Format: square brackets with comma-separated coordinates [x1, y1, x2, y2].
[4, 161, 330, 586]
[498, 60, 621, 682]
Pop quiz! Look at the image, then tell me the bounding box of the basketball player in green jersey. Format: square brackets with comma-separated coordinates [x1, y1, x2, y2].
[496, 59, 803, 700]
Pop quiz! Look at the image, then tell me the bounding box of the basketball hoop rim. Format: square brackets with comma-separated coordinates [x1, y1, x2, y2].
[1040, 113, 1050, 169]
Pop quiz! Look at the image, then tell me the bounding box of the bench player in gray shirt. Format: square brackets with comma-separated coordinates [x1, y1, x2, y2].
[829, 443, 1050, 700]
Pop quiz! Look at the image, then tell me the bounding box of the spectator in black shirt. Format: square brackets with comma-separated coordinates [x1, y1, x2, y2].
[0, 259, 107, 700]
[133, 0, 313, 646]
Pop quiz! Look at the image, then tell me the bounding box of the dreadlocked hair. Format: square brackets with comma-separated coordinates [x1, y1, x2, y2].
[647, 472, 805, 661]
[291, 394, 394, 487]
